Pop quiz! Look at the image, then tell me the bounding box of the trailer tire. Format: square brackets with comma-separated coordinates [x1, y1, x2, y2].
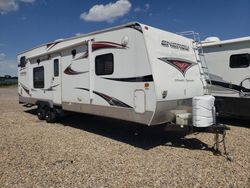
[37, 106, 46, 120]
[45, 108, 56, 123]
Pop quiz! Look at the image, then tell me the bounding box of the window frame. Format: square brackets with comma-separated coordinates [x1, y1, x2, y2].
[33, 66, 45, 88]
[229, 53, 250, 68]
[95, 53, 114, 76]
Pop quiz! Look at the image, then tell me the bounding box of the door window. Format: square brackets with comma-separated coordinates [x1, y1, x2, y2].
[33, 66, 44, 88]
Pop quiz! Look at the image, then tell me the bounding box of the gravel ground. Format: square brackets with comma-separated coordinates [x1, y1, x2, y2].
[0, 86, 249, 188]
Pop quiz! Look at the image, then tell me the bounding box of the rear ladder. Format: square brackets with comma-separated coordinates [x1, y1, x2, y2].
[177, 31, 211, 94]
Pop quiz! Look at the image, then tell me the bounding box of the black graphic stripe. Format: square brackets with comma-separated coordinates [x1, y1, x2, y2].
[126, 23, 143, 33]
[209, 80, 250, 93]
[20, 83, 31, 96]
[46, 41, 61, 50]
[43, 84, 60, 91]
[103, 75, 153, 82]
[93, 91, 132, 108]
[76, 88, 89, 92]
[75, 87, 132, 108]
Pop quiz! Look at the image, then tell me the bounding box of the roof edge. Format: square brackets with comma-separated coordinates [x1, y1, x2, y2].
[202, 36, 250, 47]
[18, 22, 142, 56]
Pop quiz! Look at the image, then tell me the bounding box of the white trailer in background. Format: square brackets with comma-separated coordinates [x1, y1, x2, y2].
[202, 37, 250, 118]
[18, 22, 220, 131]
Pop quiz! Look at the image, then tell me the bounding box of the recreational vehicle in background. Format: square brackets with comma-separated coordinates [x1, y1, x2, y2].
[18, 22, 219, 130]
[202, 37, 250, 119]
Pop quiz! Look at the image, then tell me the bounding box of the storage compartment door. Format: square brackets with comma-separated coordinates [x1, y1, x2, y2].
[134, 90, 145, 113]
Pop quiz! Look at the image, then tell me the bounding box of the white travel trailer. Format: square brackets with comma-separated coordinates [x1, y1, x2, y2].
[18, 22, 217, 129]
[202, 37, 250, 118]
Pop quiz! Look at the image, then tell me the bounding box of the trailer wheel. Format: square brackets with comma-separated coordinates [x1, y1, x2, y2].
[45, 108, 56, 123]
[37, 106, 46, 120]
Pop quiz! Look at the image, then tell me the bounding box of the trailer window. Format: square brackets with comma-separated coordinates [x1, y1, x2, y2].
[33, 67, 44, 88]
[54, 59, 59, 77]
[230, 54, 250, 68]
[95, 53, 114, 75]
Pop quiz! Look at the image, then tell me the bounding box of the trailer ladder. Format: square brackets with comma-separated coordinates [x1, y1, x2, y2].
[177, 31, 212, 94]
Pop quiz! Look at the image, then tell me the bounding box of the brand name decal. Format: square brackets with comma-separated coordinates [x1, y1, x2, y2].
[175, 79, 194, 82]
[161, 40, 189, 51]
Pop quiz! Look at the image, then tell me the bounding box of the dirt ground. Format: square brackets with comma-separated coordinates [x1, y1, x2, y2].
[0, 86, 249, 188]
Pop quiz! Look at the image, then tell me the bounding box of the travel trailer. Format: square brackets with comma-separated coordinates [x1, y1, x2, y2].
[18, 22, 219, 129]
[202, 37, 250, 118]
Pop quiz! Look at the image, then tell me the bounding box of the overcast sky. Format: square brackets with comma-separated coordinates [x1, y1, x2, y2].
[0, 0, 249, 76]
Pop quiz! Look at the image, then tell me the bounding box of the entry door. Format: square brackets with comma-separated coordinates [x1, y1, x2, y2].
[52, 56, 62, 105]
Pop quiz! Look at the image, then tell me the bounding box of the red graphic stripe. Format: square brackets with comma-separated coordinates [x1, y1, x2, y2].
[92, 41, 126, 51]
[64, 65, 89, 75]
[170, 60, 192, 73]
[158, 58, 194, 76]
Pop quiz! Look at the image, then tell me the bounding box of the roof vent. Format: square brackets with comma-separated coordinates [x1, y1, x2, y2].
[204, 37, 220, 43]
